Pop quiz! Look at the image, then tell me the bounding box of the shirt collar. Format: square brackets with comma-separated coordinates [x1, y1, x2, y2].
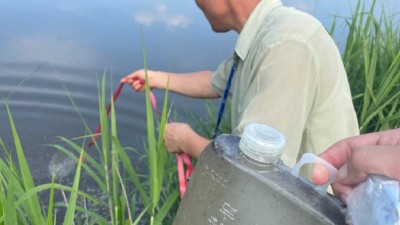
[235, 0, 282, 61]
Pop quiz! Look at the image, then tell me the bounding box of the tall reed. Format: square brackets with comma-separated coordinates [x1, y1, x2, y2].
[0, 103, 94, 225]
[0, 66, 180, 224]
[0, 103, 47, 225]
[341, 0, 400, 132]
[48, 68, 180, 224]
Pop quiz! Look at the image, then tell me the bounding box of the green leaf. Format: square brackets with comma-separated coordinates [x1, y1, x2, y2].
[5, 104, 45, 225]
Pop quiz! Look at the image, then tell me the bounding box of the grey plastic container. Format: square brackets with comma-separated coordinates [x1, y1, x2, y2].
[173, 133, 346, 225]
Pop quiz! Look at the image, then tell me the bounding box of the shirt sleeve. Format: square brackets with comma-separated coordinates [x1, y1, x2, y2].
[211, 56, 236, 97]
[237, 40, 317, 167]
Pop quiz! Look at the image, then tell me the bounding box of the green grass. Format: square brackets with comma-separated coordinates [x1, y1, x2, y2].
[1, 104, 46, 225]
[186, 99, 232, 139]
[0, 65, 179, 224]
[341, 0, 400, 132]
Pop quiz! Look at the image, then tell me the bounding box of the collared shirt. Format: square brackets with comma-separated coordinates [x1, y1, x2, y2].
[211, 0, 359, 168]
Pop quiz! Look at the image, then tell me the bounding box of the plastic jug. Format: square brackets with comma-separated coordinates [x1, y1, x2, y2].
[173, 123, 346, 225]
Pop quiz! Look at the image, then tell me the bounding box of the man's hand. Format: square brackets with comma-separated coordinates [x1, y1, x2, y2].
[121, 69, 162, 91]
[163, 122, 211, 159]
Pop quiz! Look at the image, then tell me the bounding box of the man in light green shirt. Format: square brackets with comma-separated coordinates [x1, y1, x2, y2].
[121, 0, 359, 168]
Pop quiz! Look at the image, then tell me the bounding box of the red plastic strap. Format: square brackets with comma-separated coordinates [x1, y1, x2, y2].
[176, 154, 186, 197]
[149, 89, 193, 198]
[82, 80, 193, 198]
[82, 82, 125, 162]
[176, 153, 193, 198]
[181, 153, 193, 180]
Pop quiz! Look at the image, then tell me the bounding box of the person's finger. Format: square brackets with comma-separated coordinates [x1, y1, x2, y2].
[336, 155, 368, 186]
[120, 73, 138, 83]
[319, 133, 382, 169]
[376, 129, 400, 145]
[331, 182, 352, 203]
[311, 163, 330, 185]
[133, 80, 143, 90]
[163, 123, 182, 154]
[342, 145, 400, 183]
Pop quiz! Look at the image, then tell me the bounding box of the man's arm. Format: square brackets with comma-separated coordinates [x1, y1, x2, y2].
[121, 69, 220, 99]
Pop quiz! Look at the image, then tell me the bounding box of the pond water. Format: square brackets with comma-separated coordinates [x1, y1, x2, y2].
[0, 0, 399, 184]
[0, 0, 236, 181]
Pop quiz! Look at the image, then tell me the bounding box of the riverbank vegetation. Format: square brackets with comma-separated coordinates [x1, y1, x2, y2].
[0, 0, 399, 224]
[342, 0, 400, 133]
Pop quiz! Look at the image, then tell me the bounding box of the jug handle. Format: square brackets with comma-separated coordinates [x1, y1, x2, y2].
[290, 153, 337, 195]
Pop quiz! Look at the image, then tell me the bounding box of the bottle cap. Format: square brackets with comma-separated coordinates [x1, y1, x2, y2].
[239, 123, 286, 163]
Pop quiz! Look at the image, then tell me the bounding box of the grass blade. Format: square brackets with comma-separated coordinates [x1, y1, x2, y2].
[62, 147, 85, 225]
[5, 104, 45, 225]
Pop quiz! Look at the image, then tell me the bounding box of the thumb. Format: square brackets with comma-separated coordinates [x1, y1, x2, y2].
[312, 163, 330, 185]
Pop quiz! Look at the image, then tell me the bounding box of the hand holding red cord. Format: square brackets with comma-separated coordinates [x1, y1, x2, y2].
[146, 88, 194, 198]
[83, 75, 193, 198]
[121, 76, 194, 197]
[120, 69, 158, 91]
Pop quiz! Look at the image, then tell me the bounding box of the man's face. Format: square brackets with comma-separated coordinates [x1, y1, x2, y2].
[195, 0, 231, 32]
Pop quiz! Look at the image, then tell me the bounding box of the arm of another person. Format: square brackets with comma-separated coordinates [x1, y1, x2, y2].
[121, 69, 220, 98]
[312, 129, 400, 201]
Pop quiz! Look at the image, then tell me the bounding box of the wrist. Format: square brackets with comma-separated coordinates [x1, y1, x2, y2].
[153, 70, 169, 89]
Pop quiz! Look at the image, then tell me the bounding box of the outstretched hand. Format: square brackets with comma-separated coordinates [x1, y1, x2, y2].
[120, 69, 156, 91]
[312, 129, 400, 202]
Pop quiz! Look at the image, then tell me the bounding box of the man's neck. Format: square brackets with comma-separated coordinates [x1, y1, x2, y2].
[229, 0, 261, 33]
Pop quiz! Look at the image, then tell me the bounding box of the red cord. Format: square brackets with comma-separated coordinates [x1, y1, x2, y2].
[82, 82, 125, 162]
[83, 81, 193, 198]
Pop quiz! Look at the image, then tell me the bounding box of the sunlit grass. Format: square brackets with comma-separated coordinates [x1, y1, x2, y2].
[340, 0, 400, 132]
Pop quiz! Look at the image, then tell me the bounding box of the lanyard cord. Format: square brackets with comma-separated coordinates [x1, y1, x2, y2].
[213, 57, 238, 139]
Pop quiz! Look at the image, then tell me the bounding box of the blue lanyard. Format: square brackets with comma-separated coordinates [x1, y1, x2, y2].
[213, 57, 238, 138]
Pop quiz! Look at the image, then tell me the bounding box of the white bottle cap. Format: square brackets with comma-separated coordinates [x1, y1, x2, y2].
[239, 123, 286, 163]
